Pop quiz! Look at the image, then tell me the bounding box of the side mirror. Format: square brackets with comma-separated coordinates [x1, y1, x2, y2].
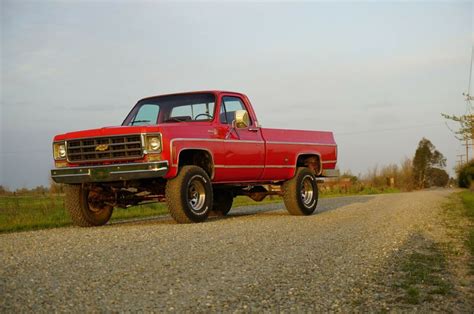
[233, 110, 250, 129]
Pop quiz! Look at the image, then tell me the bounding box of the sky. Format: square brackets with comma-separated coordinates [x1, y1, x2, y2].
[1, 1, 473, 189]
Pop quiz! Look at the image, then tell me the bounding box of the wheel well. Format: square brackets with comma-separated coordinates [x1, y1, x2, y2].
[296, 154, 321, 175]
[178, 149, 214, 178]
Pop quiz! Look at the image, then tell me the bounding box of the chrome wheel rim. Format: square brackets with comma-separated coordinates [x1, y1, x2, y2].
[187, 177, 206, 213]
[301, 175, 314, 207]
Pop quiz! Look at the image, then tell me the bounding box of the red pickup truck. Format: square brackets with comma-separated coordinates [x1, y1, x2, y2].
[51, 91, 338, 226]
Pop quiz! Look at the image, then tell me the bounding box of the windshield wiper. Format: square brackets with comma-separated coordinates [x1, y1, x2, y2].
[130, 120, 151, 125]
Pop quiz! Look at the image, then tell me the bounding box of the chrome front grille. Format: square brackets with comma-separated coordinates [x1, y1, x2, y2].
[67, 135, 143, 163]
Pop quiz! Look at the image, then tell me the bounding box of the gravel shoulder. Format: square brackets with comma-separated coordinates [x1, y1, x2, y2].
[0, 189, 470, 312]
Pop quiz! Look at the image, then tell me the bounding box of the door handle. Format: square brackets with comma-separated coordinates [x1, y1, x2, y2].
[248, 127, 259, 132]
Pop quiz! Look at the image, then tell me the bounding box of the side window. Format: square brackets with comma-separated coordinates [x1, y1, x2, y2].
[220, 96, 250, 125]
[130, 104, 160, 125]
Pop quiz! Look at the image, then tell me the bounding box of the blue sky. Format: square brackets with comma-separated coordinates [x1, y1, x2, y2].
[1, 1, 472, 188]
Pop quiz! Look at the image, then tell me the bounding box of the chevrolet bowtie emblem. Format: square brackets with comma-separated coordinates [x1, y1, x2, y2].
[95, 144, 109, 151]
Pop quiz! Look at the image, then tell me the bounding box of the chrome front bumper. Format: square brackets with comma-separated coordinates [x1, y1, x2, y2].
[51, 161, 169, 184]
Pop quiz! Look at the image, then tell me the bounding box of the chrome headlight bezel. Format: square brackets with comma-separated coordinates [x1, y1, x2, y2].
[144, 134, 162, 154]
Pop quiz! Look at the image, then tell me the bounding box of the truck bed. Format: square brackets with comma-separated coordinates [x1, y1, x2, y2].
[257, 128, 337, 180]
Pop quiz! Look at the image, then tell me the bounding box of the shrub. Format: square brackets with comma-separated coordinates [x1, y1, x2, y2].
[457, 160, 474, 188]
[362, 158, 415, 191]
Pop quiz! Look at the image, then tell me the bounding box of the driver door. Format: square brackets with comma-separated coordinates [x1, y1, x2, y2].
[217, 96, 265, 181]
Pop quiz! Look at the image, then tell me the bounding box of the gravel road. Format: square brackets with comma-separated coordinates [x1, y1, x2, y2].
[0, 189, 465, 311]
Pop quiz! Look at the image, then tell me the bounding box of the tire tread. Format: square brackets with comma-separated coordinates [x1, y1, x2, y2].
[166, 166, 212, 223]
[64, 185, 95, 227]
[282, 167, 318, 216]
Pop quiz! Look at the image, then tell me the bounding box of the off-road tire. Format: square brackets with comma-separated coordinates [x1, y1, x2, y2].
[282, 167, 319, 216]
[212, 190, 233, 216]
[64, 184, 113, 227]
[165, 165, 213, 223]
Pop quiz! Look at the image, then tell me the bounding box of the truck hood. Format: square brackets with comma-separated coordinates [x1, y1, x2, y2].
[53, 125, 162, 141]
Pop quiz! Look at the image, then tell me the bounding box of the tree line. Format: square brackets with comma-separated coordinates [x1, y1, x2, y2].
[339, 137, 452, 191]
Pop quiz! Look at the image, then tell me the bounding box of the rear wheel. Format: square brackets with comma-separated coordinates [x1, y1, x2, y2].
[212, 190, 233, 216]
[64, 184, 114, 227]
[165, 165, 213, 223]
[282, 167, 319, 215]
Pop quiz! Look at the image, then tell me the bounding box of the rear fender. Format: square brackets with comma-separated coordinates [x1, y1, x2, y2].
[295, 153, 322, 176]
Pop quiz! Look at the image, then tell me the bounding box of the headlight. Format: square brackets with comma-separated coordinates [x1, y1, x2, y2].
[58, 145, 66, 157]
[149, 137, 161, 151]
[53, 142, 67, 160]
[146, 135, 162, 153]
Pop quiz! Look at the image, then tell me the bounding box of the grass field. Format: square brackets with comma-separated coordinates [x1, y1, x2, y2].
[459, 191, 474, 265]
[442, 190, 474, 275]
[0, 186, 401, 233]
[0, 194, 285, 233]
[321, 186, 400, 197]
[0, 195, 165, 233]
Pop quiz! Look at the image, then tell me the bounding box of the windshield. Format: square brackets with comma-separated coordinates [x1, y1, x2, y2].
[123, 93, 216, 126]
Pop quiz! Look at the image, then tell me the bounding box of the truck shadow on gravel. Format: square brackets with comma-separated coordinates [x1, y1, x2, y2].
[111, 195, 375, 227]
[227, 195, 374, 218]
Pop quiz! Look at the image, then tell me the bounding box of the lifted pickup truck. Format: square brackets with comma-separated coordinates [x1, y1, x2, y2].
[51, 91, 338, 225]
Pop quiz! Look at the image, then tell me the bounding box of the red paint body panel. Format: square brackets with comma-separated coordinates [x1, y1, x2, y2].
[260, 128, 337, 180]
[53, 91, 337, 183]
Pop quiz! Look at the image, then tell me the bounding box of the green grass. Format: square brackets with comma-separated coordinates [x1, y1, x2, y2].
[443, 191, 474, 273]
[405, 286, 421, 304]
[399, 245, 452, 304]
[460, 191, 474, 221]
[321, 186, 401, 198]
[0, 194, 284, 233]
[0, 186, 401, 233]
[0, 195, 171, 233]
[0, 195, 70, 233]
[459, 191, 474, 269]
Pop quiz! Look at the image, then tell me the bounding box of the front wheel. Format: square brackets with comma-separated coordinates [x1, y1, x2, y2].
[64, 184, 114, 227]
[165, 165, 213, 223]
[282, 167, 319, 215]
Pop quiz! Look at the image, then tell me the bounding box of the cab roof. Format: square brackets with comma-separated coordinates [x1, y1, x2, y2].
[139, 90, 246, 102]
